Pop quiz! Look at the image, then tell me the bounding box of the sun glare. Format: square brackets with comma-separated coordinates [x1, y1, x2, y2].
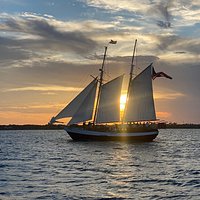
[120, 94, 127, 111]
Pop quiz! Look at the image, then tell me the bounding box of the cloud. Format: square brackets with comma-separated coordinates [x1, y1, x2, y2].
[0, 37, 31, 62]
[173, 1, 200, 27]
[82, 0, 150, 12]
[148, 1, 173, 28]
[0, 103, 65, 113]
[83, 0, 200, 32]
[153, 34, 200, 55]
[155, 91, 185, 100]
[0, 13, 98, 56]
[3, 85, 83, 92]
[174, 51, 186, 54]
[156, 111, 171, 119]
[156, 21, 171, 28]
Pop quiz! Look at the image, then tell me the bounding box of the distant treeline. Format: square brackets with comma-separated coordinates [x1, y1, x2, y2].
[164, 123, 200, 129]
[0, 124, 65, 130]
[0, 123, 200, 130]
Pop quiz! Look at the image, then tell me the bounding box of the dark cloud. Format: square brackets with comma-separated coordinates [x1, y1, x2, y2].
[0, 37, 31, 63]
[156, 35, 180, 50]
[156, 3, 171, 22]
[175, 51, 186, 54]
[0, 60, 98, 89]
[1, 17, 98, 55]
[155, 35, 200, 55]
[0, 54, 159, 90]
[148, 0, 174, 28]
[157, 20, 171, 28]
[5, 18, 21, 30]
[26, 19, 97, 53]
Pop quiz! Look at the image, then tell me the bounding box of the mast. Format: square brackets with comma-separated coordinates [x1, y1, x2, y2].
[129, 39, 137, 89]
[122, 39, 137, 123]
[93, 46, 108, 124]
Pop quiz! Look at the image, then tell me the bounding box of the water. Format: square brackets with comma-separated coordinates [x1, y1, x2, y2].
[0, 129, 199, 200]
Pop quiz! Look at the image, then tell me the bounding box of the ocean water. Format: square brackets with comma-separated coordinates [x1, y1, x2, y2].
[0, 129, 199, 200]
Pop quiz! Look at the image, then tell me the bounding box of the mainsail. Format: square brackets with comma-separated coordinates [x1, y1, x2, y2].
[124, 65, 156, 122]
[52, 79, 97, 122]
[96, 75, 123, 123]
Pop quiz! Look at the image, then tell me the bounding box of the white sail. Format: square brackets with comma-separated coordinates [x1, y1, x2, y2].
[96, 75, 123, 123]
[52, 79, 97, 122]
[68, 81, 97, 125]
[124, 65, 156, 122]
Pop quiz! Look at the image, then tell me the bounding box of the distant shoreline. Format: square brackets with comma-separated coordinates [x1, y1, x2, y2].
[0, 123, 200, 130]
[0, 124, 65, 130]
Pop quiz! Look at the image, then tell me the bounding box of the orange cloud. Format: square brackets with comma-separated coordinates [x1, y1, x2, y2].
[3, 85, 83, 92]
[156, 111, 171, 119]
[154, 91, 185, 100]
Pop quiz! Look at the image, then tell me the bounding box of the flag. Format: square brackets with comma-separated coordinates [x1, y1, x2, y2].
[152, 67, 172, 80]
[109, 40, 117, 44]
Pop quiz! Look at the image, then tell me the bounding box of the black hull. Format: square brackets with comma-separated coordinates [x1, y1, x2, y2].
[66, 131, 158, 142]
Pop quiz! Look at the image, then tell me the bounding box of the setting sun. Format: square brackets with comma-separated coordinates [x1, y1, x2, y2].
[120, 94, 127, 111]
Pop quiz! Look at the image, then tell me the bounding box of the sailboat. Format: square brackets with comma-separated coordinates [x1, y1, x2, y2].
[50, 40, 162, 141]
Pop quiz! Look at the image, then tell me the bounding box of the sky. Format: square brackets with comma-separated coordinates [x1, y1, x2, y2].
[0, 0, 199, 125]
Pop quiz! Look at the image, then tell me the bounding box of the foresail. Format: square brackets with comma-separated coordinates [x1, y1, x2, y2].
[96, 75, 123, 123]
[53, 79, 97, 122]
[68, 81, 97, 125]
[124, 65, 156, 122]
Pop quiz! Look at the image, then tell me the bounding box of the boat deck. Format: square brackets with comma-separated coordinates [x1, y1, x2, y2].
[69, 124, 158, 133]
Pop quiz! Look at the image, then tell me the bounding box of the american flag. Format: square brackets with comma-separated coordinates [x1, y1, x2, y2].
[152, 67, 172, 80]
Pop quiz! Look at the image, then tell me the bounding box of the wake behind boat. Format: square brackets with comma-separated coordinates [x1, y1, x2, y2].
[50, 40, 172, 141]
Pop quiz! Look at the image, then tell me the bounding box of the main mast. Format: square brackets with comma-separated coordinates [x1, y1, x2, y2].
[122, 39, 137, 123]
[93, 46, 108, 124]
[93, 40, 117, 124]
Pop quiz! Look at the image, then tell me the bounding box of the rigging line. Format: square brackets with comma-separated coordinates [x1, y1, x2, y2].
[106, 54, 111, 81]
[104, 71, 112, 80]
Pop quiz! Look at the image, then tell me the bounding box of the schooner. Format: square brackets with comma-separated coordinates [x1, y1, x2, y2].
[50, 40, 168, 141]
